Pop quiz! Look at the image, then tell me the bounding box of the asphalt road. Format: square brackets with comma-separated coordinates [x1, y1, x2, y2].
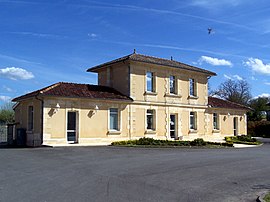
[0, 142, 270, 202]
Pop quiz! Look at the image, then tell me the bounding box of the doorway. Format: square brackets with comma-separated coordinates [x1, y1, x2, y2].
[233, 117, 238, 136]
[170, 114, 177, 139]
[67, 111, 77, 143]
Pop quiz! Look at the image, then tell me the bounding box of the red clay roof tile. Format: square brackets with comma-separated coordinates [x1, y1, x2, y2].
[208, 96, 250, 111]
[87, 53, 216, 76]
[12, 82, 132, 102]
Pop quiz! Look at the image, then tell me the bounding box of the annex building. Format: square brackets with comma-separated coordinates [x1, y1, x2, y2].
[12, 52, 249, 146]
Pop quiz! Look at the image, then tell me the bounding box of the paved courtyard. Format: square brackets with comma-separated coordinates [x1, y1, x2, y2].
[0, 142, 270, 202]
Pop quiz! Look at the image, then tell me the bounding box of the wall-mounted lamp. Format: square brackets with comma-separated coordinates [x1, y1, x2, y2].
[54, 103, 60, 114]
[227, 113, 230, 118]
[92, 105, 99, 115]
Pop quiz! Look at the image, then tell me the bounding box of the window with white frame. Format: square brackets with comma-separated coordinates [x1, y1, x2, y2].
[146, 71, 154, 92]
[169, 75, 176, 94]
[190, 112, 197, 130]
[28, 106, 34, 131]
[146, 109, 155, 130]
[189, 78, 196, 96]
[109, 108, 119, 130]
[213, 113, 219, 130]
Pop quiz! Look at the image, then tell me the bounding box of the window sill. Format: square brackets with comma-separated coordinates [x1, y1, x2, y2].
[107, 130, 121, 135]
[189, 129, 198, 134]
[144, 91, 157, 96]
[212, 129, 220, 133]
[145, 130, 156, 134]
[164, 93, 182, 98]
[188, 95, 199, 99]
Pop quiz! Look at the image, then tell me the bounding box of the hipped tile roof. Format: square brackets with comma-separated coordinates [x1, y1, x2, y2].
[208, 96, 250, 111]
[87, 53, 216, 76]
[12, 82, 132, 102]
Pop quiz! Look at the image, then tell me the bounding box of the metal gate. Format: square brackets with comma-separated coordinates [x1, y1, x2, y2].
[0, 124, 7, 145]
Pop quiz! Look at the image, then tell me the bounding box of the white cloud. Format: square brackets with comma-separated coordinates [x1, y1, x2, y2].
[199, 56, 232, 66]
[251, 76, 257, 81]
[265, 82, 270, 86]
[2, 85, 13, 92]
[0, 95, 11, 102]
[190, 0, 244, 9]
[233, 75, 243, 80]
[88, 33, 97, 38]
[0, 67, 34, 80]
[254, 93, 270, 99]
[224, 74, 243, 80]
[224, 74, 232, 79]
[244, 58, 270, 75]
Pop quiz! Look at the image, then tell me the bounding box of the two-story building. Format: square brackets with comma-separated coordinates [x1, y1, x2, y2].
[12, 52, 249, 146]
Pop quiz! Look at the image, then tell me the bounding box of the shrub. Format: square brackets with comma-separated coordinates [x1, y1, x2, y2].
[190, 138, 206, 146]
[225, 135, 260, 145]
[111, 137, 233, 147]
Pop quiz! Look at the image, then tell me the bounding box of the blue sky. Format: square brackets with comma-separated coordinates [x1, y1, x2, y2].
[1, 0, 270, 105]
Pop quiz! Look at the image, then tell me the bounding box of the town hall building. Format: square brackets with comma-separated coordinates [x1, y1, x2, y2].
[12, 52, 249, 146]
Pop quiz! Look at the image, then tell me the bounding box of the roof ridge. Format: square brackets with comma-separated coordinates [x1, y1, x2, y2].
[41, 82, 61, 94]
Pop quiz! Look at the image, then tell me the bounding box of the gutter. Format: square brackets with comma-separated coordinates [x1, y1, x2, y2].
[35, 96, 44, 145]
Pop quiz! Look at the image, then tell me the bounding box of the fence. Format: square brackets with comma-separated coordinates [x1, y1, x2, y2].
[0, 124, 7, 144]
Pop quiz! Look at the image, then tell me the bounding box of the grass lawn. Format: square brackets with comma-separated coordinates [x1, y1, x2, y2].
[264, 192, 270, 202]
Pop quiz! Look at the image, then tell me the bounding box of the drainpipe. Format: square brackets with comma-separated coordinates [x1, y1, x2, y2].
[35, 96, 44, 146]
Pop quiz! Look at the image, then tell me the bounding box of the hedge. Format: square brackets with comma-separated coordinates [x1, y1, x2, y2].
[248, 121, 270, 138]
[111, 137, 233, 147]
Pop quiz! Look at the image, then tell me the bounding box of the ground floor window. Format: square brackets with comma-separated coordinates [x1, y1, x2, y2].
[213, 113, 219, 130]
[190, 112, 197, 130]
[110, 108, 119, 130]
[146, 109, 155, 130]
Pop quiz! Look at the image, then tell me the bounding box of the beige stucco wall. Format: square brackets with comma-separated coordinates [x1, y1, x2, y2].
[129, 61, 208, 106]
[42, 97, 130, 145]
[97, 63, 130, 96]
[206, 108, 247, 137]
[14, 98, 42, 146]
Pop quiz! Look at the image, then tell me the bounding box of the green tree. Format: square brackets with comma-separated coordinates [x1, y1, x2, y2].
[248, 97, 270, 121]
[211, 79, 251, 106]
[0, 102, 14, 124]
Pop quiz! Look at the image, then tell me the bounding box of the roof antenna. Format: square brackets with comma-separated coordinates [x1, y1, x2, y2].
[133, 49, 136, 54]
[171, 56, 173, 61]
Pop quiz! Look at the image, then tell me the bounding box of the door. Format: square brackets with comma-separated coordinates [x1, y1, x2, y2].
[67, 112, 77, 143]
[170, 114, 176, 139]
[233, 117, 238, 136]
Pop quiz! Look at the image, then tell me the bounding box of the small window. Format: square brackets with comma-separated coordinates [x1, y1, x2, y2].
[146, 109, 155, 130]
[190, 112, 196, 130]
[213, 113, 219, 130]
[146, 72, 154, 92]
[109, 108, 119, 130]
[169, 75, 176, 94]
[189, 78, 196, 96]
[28, 106, 34, 130]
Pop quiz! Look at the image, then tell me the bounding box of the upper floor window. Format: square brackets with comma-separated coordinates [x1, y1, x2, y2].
[28, 106, 34, 131]
[213, 113, 219, 130]
[146, 72, 154, 92]
[169, 75, 176, 94]
[190, 112, 197, 130]
[189, 78, 196, 96]
[146, 109, 155, 130]
[109, 108, 119, 131]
